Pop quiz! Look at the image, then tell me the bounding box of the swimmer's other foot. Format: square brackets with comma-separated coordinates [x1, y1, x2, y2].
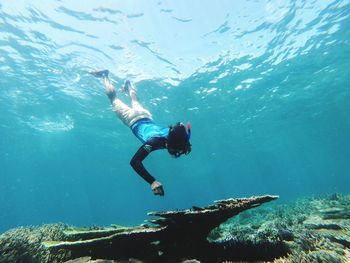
[123, 80, 131, 93]
[88, 69, 109, 78]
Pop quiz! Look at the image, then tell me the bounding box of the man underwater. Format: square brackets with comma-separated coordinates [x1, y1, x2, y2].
[89, 70, 191, 196]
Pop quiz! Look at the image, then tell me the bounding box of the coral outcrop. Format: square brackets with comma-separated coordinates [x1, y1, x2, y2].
[44, 195, 280, 262]
[1, 193, 349, 263]
[0, 195, 280, 262]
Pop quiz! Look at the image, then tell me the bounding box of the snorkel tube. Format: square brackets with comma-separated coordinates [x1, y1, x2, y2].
[187, 122, 191, 140]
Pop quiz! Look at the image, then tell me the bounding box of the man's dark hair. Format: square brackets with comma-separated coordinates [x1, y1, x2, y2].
[167, 122, 191, 155]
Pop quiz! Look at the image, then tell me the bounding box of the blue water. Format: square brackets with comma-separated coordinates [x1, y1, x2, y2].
[1, 0, 350, 234]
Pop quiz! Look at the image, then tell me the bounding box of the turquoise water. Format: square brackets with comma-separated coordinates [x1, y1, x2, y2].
[1, 0, 350, 234]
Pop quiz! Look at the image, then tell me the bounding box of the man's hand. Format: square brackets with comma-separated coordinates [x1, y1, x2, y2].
[151, 181, 164, 196]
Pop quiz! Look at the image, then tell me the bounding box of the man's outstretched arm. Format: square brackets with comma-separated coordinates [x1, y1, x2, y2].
[130, 145, 164, 196]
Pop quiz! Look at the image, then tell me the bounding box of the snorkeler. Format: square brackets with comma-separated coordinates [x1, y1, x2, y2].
[89, 70, 191, 196]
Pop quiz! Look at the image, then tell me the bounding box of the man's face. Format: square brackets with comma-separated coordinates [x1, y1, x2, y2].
[168, 143, 191, 156]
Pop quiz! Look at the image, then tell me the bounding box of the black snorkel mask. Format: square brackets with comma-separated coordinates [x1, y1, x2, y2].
[167, 122, 191, 158]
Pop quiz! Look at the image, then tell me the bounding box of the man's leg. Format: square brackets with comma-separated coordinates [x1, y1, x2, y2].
[89, 69, 117, 103]
[122, 80, 153, 122]
[103, 74, 117, 104]
[123, 80, 140, 107]
[89, 70, 132, 126]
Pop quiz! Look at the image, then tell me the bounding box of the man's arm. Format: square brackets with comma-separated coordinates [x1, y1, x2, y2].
[130, 144, 164, 196]
[130, 144, 155, 184]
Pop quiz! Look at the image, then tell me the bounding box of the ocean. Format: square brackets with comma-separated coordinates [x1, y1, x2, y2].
[1, 0, 349, 238]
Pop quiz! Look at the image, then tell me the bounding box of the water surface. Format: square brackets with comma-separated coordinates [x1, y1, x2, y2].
[1, 0, 350, 233]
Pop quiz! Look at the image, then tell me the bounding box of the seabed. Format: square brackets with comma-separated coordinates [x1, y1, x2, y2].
[1, 194, 350, 263]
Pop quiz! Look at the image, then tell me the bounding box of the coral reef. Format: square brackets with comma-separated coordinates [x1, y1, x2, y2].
[211, 193, 350, 263]
[1, 193, 350, 262]
[0, 195, 278, 262]
[44, 195, 280, 262]
[0, 223, 70, 263]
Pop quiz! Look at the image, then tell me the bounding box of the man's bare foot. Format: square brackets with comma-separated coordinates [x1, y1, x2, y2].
[122, 80, 131, 93]
[88, 69, 109, 78]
